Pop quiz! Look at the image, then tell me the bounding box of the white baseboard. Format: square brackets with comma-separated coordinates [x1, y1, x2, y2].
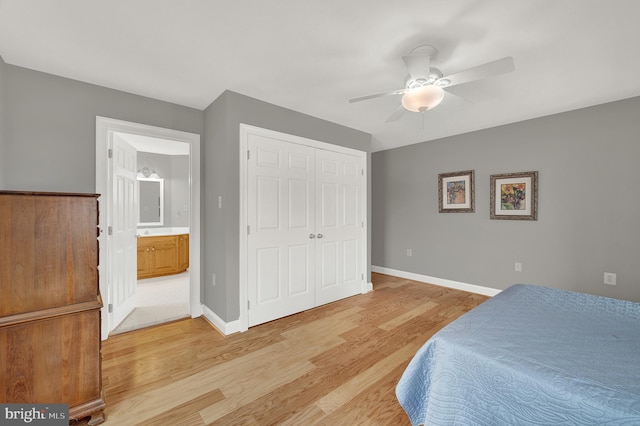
[202, 304, 241, 335]
[190, 302, 203, 318]
[363, 281, 373, 293]
[371, 266, 501, 297]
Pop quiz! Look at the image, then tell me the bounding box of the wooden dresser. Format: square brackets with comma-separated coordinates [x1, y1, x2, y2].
[0, 191, 105, 425]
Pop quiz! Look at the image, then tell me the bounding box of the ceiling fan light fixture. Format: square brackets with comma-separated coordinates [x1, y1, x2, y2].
[401, 85, 445, 112]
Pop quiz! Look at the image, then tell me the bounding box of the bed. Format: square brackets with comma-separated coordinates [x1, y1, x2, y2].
[396, 284, 640, 425]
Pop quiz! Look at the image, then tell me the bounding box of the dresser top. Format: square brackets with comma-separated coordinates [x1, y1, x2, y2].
[0, 190, 100, 198]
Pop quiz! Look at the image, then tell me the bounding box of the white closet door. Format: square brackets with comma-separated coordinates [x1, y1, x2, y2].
[315, 149, 363, 306]
[247, 135, 316, 327]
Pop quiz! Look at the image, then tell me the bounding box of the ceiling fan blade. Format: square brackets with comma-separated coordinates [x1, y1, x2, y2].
[443, 87, 473, 104]
[441, 56, 514, 88]
[385, 105, 406, 123]
[403, 53, 430, 81]
[349, 89, 405, 103]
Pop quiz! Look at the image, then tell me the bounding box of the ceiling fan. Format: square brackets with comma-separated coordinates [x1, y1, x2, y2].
[349, 44, 515, 122]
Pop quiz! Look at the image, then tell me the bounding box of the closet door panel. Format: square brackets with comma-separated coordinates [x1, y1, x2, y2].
[319, 182, 338, 228]
[256, 176, 280, 231]
[319, 241, 338, 289]
[288, 243, 311, 296]
[256, 246, 280, 303]
[288, 179, 309, 229]
[343, 238, 359, 283]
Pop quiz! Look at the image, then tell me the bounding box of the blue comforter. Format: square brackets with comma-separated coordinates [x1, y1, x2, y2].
[396, 284, 640, 425]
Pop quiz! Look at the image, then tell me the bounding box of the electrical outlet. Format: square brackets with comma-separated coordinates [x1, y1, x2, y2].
[604, 272, 616, 285]
[406, 249, 412, 257]
[515, 262, 522, 272]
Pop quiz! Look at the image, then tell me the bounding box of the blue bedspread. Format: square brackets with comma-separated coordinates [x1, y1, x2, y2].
[396, 284, 640, 425]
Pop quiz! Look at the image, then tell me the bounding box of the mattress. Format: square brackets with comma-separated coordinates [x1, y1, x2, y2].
[396, 284, 640, 425]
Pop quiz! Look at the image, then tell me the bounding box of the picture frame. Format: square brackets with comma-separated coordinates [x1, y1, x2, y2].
[490, 171, 538, 220]
[438, 170, 475, 213]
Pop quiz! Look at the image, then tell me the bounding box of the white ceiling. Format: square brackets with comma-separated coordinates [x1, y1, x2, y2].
[2, 0, 640, 152]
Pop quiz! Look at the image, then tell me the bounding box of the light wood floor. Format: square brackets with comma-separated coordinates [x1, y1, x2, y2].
[91, 273, 489, 425]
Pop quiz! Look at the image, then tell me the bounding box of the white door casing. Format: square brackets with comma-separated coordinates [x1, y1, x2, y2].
[110, 133, 138, 328]
[240, 125, 367, 330]
[96, 116, 201, 340]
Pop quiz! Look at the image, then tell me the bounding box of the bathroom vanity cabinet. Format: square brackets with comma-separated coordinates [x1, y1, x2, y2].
[0, 191, 105, 425]
[137, 234, 189, 279]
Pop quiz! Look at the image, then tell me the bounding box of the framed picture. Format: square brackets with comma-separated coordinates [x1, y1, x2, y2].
[438, 170, 475, 213]
[490, 171, 538, 220]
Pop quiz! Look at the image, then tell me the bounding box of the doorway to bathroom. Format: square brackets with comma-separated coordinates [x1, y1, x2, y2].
[113, 137, 191, 334]
[95, 117, 201, 340]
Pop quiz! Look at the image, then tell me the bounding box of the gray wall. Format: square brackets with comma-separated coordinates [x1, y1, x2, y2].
[2, 63, 202, 193]
[170, 155, 190, 227]
[203, 90, 372, 321]
[372, 96, 640, 302]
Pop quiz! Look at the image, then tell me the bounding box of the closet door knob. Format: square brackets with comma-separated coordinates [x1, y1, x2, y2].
[317, 233, 323, 239]
[309, 234, 316, 239]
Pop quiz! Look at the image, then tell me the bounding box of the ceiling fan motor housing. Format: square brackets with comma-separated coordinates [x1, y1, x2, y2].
[405, 69, 445, 90]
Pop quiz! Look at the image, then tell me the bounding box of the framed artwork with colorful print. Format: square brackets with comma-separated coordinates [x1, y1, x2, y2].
[438, 170, 475, 213]
[490, 171, 538, 220]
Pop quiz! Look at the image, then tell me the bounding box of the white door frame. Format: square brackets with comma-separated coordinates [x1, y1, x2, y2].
[96, 116, 202, 340]
[239, 124, 368, 332]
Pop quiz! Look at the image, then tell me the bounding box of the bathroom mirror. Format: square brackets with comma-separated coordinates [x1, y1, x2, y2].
[138, 177, 164, 226]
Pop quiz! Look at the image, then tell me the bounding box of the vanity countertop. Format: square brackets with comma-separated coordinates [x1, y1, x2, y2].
[137, 227, 189, 237]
